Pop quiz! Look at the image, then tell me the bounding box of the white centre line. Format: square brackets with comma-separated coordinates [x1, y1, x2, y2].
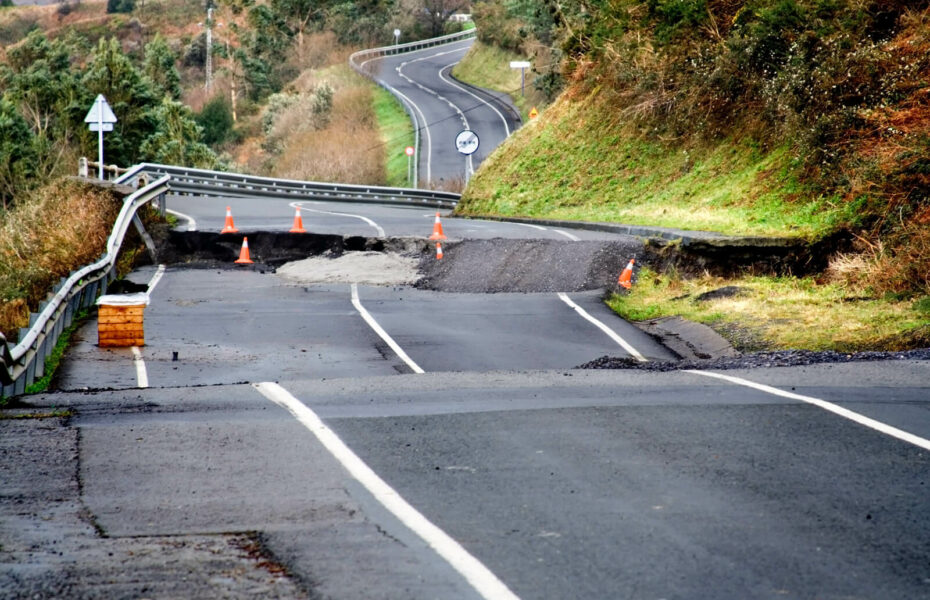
[351, 283, 424, 374]
[254, 382, 520, 600]
[686, 370, 930, 451]
[147, 264, 166, 292]
[128, 265, 165, 389]
[131, 346, 148, 388]
[293, 203, 386, 237]
[558, 293, 647, 362]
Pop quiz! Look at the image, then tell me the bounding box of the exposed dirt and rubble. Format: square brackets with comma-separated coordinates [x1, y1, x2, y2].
[154, 230, 929, 368]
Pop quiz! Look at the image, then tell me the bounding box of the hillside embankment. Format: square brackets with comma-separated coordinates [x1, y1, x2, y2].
[453, 1, 930, 351]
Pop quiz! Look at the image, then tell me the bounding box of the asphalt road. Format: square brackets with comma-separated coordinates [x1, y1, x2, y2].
[357, 38, 521, 187]
[12, 361, 930, 599]
[33, 260, 930, 599]
[164, 193, 627, 241]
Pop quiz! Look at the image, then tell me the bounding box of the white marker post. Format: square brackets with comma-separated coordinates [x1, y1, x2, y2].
[393, 28, 401, 46]
[405, 145, 415, 187]
[84, 94, 118, 180]
[510, 61, 531, 97]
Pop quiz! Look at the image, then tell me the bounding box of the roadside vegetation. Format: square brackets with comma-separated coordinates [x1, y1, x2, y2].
[456, 0, 930, 352]
[0, 0, 465, 345]
[0, 180, 122, 337]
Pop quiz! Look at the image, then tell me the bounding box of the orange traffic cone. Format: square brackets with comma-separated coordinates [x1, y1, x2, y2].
[235, 237, 254, 264]
[617, 258, 635, 290]
[435, 242, 444, 260]
[429, 212, 447, 240]
[289, 207, 306, 233]
[221, 206, 239, 234]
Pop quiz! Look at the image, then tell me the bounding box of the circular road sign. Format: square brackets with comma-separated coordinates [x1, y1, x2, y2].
[455, 130, 479, 156]
[405, 146, 415, 157]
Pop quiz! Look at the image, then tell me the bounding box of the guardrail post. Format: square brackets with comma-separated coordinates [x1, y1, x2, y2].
[23, 355, 35, 390]
[79, 157, 89, 178]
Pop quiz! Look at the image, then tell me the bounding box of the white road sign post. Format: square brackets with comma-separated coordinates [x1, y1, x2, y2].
[510, 60, 531, 96]
[394, 28, 401, 45]
[455, 129, 479, 185]
[84, 94, 118, 179]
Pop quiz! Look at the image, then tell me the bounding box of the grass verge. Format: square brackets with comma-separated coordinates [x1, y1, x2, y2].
[608, 268, 930, 352]
[0, 307, 89, 404]
[23, 308, 90, 397]
[451, 40, 544, 122]
[460, 91, 859, 239]
[372, 85, 415, 187]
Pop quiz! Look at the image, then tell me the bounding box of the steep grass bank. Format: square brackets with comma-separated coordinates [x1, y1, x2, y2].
[452, 41, 546, 122]
[460, 90, 857, 238]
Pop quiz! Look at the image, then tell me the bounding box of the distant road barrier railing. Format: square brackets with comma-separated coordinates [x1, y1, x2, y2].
[349, 28, 478, 188]
[113, 163, 461, 209]
[0, 175, 171, 398]
[80, 157, 131, 181]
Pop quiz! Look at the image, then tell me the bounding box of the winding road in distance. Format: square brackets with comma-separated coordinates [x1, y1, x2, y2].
[356, 37, 522, 187]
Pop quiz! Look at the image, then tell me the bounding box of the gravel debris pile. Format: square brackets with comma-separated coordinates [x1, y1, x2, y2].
[276, 251, 421, 286]
[417, 239, 642, 293]
[580, 348, 930, 371]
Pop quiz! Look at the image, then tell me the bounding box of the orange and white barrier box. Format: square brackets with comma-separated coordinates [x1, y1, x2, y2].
[96, 293, 149, 347]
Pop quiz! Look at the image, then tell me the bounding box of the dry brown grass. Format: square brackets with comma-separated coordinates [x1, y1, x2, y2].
[0, 180, 122, 339]
[267, 69, 385, 185]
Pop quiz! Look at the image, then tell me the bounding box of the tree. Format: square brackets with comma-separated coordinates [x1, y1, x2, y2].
[270, 0, 327, 51]
[0, 97, 38, 208]
[80, 37, 157, 166]
[196, 94, 234, 145]
[0, 31, 78, 140]
[143, 35, 182, 100]
[415, 0, 467, 37]
[106, 0, 135, 14]
[140, 97, 217, 168]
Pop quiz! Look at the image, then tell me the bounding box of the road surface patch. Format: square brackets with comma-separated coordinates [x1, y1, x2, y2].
[351, 283, 425, 374]
[687, 369, 930, 451]
[277, 252, 420, 286]
[254, 381, 520, 600]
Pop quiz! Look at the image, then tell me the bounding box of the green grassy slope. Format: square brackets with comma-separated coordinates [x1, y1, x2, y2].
[460, 90, 859, 238]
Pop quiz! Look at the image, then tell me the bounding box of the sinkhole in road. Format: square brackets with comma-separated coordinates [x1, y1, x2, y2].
[155, 230, 644, 293]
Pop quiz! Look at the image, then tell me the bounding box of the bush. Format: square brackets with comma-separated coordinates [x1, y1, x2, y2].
[196, 95, 234, 145]
[106, 0, 135, 14]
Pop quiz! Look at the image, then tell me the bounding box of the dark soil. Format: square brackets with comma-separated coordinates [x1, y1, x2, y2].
[580, 348, 930, 371]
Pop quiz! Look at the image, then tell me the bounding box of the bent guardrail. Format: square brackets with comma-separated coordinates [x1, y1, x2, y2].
[0, 175, 171, 399]
[349, 28, 478, 188]
[113, 163, 460, 209]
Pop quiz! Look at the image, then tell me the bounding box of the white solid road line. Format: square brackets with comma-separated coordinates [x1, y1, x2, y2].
[558, 293, 648, 362]
[362, 52, 435, 183]
[553, 229, 581, 241]
[686, 370, 930, 452]
[131, 346, 148, 388]
[513, 222, 580, 241]
[293, 202, 386, 237]
[438, 63, 512, 137]
[351, 283, 425, 374]
[254, 382, 520, 600]
[128, 265, 165, 389]
[166, 208, 197, 231]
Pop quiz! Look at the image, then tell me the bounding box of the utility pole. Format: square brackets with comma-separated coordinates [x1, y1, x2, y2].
[205, 6, 213, 91]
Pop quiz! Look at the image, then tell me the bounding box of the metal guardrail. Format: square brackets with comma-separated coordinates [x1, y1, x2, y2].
[114, 163, 461, 209]
[349, 28, 479, 188]
[0, 175, 171, 399]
